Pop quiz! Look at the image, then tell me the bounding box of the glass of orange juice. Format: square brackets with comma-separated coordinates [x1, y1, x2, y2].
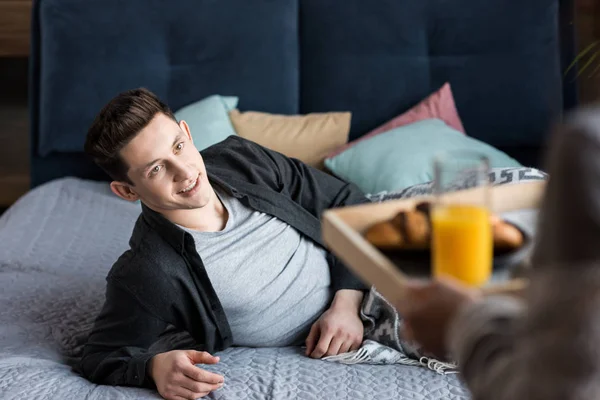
[431, 151, 492, 287]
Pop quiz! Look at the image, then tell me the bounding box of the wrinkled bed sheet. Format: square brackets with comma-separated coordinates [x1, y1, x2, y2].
[0, 178, 470, 399]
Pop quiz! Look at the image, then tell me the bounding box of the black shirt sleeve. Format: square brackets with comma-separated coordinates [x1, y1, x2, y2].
[78, 279, 168, 388]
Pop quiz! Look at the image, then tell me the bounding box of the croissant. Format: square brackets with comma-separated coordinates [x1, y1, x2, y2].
[365, 202, 523, 252]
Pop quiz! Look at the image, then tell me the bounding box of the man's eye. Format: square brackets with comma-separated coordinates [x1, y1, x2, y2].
[176, 142, 184, 151]
[150, 165, 161, 175]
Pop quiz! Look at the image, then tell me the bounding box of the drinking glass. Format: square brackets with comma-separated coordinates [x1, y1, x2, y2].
[431, 150, 492, 287]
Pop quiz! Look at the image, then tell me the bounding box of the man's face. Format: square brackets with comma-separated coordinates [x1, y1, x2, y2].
[114, 113, 213, 212]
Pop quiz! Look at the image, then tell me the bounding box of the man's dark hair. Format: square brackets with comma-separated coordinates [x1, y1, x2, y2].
[84, 88, 177, 185]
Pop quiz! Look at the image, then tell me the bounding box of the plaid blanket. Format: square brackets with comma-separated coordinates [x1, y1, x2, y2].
[324, 287, 459, 374]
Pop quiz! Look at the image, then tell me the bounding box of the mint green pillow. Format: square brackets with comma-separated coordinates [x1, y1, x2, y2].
[324, 119, 522, 194]
[174, 95, 239, 151]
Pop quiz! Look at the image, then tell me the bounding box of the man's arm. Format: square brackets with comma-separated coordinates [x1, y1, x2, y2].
[249, 141, 372, 356]
[80, 281, 225, 399]
[79, 280, 168, 387]
[262, 148, 372, 356]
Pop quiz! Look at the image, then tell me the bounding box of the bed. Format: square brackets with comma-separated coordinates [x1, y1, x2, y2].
[1, 0, 574, 399]
[0, 178, 473, 399]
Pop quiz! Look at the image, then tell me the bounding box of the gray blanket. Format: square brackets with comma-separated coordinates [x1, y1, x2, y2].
[0, 177, 469, 399]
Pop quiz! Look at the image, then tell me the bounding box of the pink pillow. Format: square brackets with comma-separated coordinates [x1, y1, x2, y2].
[327, 82, 465, 158]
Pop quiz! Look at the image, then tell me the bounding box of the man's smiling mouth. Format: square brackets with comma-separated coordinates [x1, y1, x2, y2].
[178, 175, 200, 194]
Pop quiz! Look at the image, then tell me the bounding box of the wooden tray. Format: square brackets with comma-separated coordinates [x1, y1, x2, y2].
[322, 181, 546, 306]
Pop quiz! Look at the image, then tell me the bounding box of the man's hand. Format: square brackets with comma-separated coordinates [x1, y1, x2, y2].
[399, 278, 482, 359]
[305, 289, 364, 358]
[149, 350, 224, 400]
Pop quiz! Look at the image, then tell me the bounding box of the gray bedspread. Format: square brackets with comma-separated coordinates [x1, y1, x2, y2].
[0, 178, 469, 399]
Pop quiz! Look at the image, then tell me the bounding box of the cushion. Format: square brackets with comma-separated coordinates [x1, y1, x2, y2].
[229, 109, 351, 170]
[174, 95, 238, 151]
[324, 119, 522, 194]
[328, 83, 464, 159]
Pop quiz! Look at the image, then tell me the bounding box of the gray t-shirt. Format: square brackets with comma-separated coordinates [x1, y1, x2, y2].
[181, 188, 333, 347]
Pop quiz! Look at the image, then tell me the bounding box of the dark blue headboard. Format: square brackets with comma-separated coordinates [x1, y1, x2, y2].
[30, 0, 577, 187]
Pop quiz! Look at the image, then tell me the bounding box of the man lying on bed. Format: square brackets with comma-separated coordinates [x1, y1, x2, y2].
[78, 88, 369, 400]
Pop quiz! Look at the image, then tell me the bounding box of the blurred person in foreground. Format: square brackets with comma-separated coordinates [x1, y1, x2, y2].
[398, 106, 600, 400]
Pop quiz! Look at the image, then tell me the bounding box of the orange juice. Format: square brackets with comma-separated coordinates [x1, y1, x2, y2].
[431, 204, 493, 286]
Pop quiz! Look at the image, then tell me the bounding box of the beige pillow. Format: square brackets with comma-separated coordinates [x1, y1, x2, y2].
[228, 109, 351, 170]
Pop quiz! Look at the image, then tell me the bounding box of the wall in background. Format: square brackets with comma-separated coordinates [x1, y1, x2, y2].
[0, 0, 31, 207]
[0, 0, 31, 57]
[0, 58, 29, 207]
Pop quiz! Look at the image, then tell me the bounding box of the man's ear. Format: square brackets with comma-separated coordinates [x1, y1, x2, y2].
[179, 120, 193, 143]
[110, 181, 140, 202]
